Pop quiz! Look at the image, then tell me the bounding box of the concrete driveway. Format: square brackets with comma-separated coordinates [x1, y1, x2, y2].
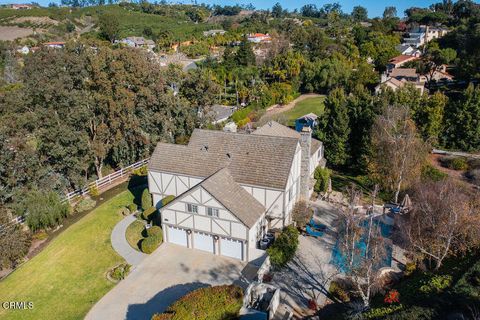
[86, 243, 251, 320]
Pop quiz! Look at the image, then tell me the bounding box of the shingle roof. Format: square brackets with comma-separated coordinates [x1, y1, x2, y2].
[311, 139, 322, 156]
[149, 129, 299, 189]
[389, 68, 417, 79]
[252, 121, 301, 139]
[200, 168, 265, 228]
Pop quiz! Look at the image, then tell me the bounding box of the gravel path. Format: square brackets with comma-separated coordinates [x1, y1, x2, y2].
[111, 214, 147, 266]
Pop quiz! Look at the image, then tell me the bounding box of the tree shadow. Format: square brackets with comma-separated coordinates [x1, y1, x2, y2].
[127, 178, 147, 207]
[125, 282, 210, 320]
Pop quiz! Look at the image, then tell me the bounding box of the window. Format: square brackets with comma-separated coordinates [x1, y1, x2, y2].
[207, 207, 219, 217]
[186, 203, 198, 214]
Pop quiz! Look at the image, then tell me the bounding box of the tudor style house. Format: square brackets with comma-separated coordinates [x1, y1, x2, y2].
[147, 121, 325, 261]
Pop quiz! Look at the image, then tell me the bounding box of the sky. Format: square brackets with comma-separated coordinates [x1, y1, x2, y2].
[0, 0, 443, 18]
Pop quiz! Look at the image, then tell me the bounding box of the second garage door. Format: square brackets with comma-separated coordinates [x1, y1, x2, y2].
[193, 232, 214, 253]
[220, 237, 243, 260]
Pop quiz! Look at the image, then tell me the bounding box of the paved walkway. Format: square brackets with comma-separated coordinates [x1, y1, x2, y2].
[111, 214, 147, 266]
[86, 244, 250, 320]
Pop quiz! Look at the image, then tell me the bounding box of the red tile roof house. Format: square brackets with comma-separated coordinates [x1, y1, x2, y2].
[147, 121, 325, 261]
[247, 33, 272, 43]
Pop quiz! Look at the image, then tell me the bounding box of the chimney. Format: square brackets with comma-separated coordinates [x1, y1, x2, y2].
[299, 127, 312, 200]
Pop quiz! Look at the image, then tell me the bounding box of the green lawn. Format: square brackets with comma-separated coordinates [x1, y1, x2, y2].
[126, 219, 146, 252]
[283, 96, 325, 126]
[0, 188, 137, 320]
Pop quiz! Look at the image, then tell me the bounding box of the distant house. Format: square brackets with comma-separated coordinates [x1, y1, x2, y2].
[375, 77, 425, 94]
[395, 44, 421, 57]
[387, 55, 419, 71]
[377, 66, 425, 94]
[11, 4, 33, 9]
[43, 42, 66, 49]
[203, 29, 226, 37]
[403, 25, 449, 48]
[247, 33, 271, 43]
[116, 37, 155, 51]
[388, 68, 419, 82]
[295, 113, 318, 132]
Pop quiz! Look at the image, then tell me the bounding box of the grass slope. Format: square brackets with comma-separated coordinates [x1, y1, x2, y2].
[0, 189, 135, 320]
[283, 96, 325, 126]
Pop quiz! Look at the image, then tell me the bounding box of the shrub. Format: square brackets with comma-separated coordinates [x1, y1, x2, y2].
[384, 289, 400, 304]
[466, 168, 480, 186]
[132, 165, 148, 176]
[141, 234, 162, 254]
[404, 262, 416, 276]
[22, 189, 70, 232]
[143, 206, 157, 221]
[110, 263, 131, 281]
[363, 305, 404, 319]
[128, 203, 137, 213]
[292, 200, 311, 229]
[141, 189, 152, 210]
[117, 207, 130, 216]
[314, 167, 331, 192]
[440, 156, 468, 171]
[161, 195, 175, 207]
[419, 274, 453, 294]
[421, 165, 447, 182]
[151, 285, 243, 320]
[88, 184, 100, 197]
[146, 226, 162, 238]
[267, 225, 299, 268]
[328, 281, 349, 302]
[74, 197, 96, 214]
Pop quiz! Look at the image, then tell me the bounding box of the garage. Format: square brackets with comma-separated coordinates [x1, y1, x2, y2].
[220, 237, 243, 260]
[167, 226, 188, 247]
[193, 232, 214, 253]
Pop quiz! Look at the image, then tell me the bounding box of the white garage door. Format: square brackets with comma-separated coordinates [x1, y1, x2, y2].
[220, 237, 243, 260]
[193, 232, 214, 253]
[167, 226, 188, 247]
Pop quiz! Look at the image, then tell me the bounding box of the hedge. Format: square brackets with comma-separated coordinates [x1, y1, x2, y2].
[141, 234, 162, 254]
[143, 206, 157, 221]
[267, 225, 299, 268]
[161, 195, 175, 207]
[314, 167, 330, 193]
[146, 226, 162, 238]
[142, 189, 153, 210]
[151, 285, 243, 320]
[74, 197, 96, 213]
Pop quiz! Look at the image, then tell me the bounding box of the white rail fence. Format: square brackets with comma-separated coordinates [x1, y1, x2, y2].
[64, 158, 150, 203]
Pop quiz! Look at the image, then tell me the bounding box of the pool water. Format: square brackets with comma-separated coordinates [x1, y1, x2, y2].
[331, 217, 393, 273]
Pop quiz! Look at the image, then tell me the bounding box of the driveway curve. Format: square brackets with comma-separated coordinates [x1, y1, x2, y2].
[111, 214, 147, 266]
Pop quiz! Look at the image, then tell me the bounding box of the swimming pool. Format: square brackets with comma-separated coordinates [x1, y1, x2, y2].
[330, 217, 393, 273]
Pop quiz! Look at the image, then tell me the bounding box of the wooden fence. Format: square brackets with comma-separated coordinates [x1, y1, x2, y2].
[64, 158, 150, 203]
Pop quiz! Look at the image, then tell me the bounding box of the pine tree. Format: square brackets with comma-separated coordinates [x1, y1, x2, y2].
[236, 37, 256, 67]
[322, 88, 350, 166]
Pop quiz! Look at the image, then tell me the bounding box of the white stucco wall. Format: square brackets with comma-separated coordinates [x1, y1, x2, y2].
[148, 171, 203, 208]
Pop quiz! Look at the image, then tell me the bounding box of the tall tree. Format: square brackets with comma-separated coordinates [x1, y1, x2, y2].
[383, 6, 397, 19]
[352, 6, 368, 22]
[0, 206, 30, 270]
[320, 88, 350, 166]
[99, 13, 120, 43]
[370, 105, 428, 203]
[401, 179, 480, 270]
[236, 37, 256, 67]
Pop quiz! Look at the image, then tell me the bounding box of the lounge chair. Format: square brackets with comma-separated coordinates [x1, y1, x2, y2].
[309, 218, 326, 231]
[306, 225, 323, 237]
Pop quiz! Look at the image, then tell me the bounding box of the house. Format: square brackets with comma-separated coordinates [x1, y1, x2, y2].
[387, 55, 419, 71]
[43, 42, 66, 49]
[148, 122, 325, 261]
[11, 4, 33, 9]
[375, 77, 425, 94]
[117, 37, 155, 51]
[395, 44, 421, 57]
[203, 29, 226, 37]
[388, 68, 419, 82]
[247, 33, 272, 43]
[295, 113, 318, 132]
[403, 25, 449, 48]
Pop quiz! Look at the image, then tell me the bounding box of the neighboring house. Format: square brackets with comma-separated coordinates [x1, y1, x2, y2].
[148, 122, 325, 261]
[209, 104, 235, 124]
[247, 33, 272, 43]
[403, 25, 449, 48]
[295, 113, 318, 132]
[395, 44, 421, 57]
[375, 77, 425, 94]
[116, 37, 155, 51]
[203, 29, 226, 37]
[387, 55, 419, 71]
[388, 68, 419, 82]
[11, 4, 33, 9]
[43, 42, 66, 49]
